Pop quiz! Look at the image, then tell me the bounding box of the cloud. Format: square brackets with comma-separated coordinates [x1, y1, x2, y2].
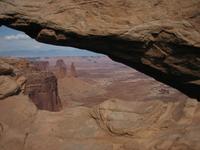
[33, 44, 42, 49]
[4, 33, 30, 40]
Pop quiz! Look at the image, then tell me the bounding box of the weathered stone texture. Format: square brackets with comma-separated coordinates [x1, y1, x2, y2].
[24, 71, 62, 111]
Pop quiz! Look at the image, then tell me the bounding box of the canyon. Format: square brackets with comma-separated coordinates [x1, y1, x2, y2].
[0, 0, 200, 149]
[0, 56, 200, 150]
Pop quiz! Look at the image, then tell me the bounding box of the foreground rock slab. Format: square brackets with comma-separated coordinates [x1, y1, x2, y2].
[0, 60, 13, 75]
[0, 95, 37, 150]
[0, 0, 199, 99]
[91, 99, 200, 149]
[0, 96, 199, 150]
[0, 76, 19, 99]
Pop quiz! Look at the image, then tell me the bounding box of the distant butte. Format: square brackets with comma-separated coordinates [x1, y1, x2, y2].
[54, 59, 67, 79]
[69, 62, 78, 78]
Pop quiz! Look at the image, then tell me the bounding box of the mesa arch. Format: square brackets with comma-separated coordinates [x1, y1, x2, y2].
[0, 0, 199, 100]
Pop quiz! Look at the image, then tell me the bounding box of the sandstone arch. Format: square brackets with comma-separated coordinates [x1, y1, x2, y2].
[0, 0, 199, 99]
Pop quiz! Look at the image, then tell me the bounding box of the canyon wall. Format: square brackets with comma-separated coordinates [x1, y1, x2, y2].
[32, 61, 50, 71]
[0, 0, 200, 99]
[0, 58, 62, 111]
[24, 71, 62, 111]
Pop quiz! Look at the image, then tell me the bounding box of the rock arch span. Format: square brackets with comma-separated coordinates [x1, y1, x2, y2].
[0, 0, 200, 99]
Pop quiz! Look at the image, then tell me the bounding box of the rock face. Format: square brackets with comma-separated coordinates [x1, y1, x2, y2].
[0, 97, 200, 150]
[0, 58, 62, 111]
[14, 59, 30, 70]
[0, 95, 37, 150]
[91, 99, 200, 149]
[0, 76, 19, 99]
[1, 58, 31, 76]
[0, 58, 22, 99]
[0, 0, 199, 99]
[24, 71, 62, 111]
[54, 59, 67, 78]
[0, 60, 13, 75]
[32, 61, 50, 71]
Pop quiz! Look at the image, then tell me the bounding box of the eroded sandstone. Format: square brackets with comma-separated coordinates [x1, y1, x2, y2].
[0, 76, 19, 99]
[54, 59, 67, 79]
[24, 71, 62, 111]
[69, 62, 78, 78]
[0, 60, 13, 75]
[32, 61, 50, 71]
[0, 97, 199, 150]
[0, 58, 63, 111]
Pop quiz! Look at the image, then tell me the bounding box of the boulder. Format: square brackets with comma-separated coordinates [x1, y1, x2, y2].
[0, 95, 37, 150]
[0, 58, 31, 76]
[0, 60, 13, 75]
[91, 98, 200, 149]
[0, 76, 19, 99]
[15, 76, 27, 93]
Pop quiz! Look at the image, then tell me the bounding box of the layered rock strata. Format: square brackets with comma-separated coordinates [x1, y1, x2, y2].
[0, 58, 21, 99]
[32, 61, 50, 71]
[24, 71, 62, 111]
[0, 76, 19, 99]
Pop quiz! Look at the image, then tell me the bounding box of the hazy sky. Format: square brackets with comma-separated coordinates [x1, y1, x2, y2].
[0, 26, 102, 57]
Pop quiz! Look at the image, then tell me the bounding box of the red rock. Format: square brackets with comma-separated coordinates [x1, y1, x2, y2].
[69, 62, 78, 78]
[15, 59, 30, 70]
[32, 61, 50, 71]
[0, 59, 13, 75]
[54, 59, 67, 79]
[24, 71, 62, 111]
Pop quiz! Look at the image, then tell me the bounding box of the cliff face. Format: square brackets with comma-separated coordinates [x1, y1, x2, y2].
[0, 0, 200, 99]
[0, 58, 62, 111]
[32, 61, 50, 71]
[24, 71, 62, 111]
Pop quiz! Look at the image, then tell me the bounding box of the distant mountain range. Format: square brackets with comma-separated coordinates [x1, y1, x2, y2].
[0, 49, 102, 57]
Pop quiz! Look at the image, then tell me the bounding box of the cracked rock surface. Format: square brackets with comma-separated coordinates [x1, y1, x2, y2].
[0, 96, 200, 150]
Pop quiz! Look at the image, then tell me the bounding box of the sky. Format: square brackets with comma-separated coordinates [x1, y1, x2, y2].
[0, 26, 102, 57]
